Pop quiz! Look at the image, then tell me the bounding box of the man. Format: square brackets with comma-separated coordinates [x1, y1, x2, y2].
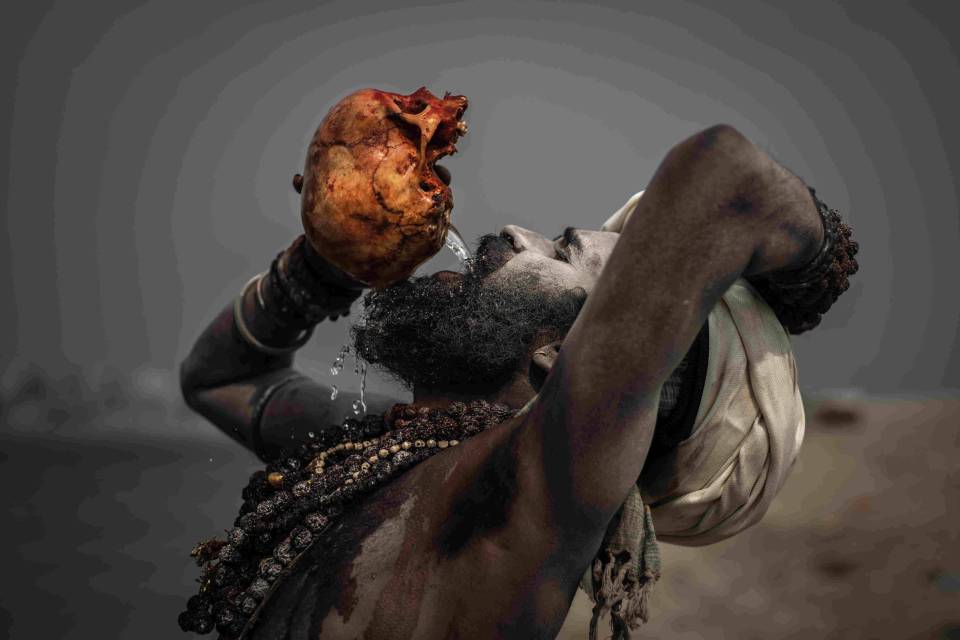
[178, 124, 858, 639]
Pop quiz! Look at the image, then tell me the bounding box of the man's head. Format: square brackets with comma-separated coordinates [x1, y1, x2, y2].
[350, 225, 620, 395]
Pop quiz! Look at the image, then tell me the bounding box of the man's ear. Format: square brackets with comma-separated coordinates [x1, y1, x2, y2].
[530, 339, 563, 389]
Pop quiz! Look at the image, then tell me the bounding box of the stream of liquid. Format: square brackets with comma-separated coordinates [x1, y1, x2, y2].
[351, 359, 367, 415]
[323, 226, 469, 421]
[444, 224, 472, 264]
[328, 344, 368, 417]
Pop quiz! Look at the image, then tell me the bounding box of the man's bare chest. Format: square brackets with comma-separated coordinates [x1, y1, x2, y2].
[241, 432, 575, 640]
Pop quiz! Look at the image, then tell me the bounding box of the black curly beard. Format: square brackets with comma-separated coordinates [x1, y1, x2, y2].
[351, 234, 588, 391]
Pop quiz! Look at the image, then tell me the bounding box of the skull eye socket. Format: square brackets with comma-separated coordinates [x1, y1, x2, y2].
[391, 98, 428, 114]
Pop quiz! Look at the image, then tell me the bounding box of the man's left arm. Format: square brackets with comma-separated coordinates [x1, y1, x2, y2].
[492, 126, 829, 542]
[603, 182, 859, 336]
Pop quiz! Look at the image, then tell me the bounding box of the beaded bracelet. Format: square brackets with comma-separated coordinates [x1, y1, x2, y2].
[767, 187, 846, 287]
[269, 238, 364, 325]
[750, 187, 859, 334]
[233, 275, 315, 356]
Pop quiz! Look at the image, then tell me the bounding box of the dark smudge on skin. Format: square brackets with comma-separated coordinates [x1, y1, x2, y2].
[436, 428, 520, 557]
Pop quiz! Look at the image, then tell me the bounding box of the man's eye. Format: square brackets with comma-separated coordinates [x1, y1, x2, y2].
[555, 248, 569, 263]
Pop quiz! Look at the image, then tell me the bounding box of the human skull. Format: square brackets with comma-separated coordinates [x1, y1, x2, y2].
[298, 87, 469, 288]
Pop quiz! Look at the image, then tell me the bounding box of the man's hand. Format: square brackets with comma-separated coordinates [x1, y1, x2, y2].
[301, 236, 368, 294]
[180, 235, 397, 461]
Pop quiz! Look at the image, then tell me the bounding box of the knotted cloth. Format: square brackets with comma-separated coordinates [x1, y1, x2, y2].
[579, 191, 806, 638]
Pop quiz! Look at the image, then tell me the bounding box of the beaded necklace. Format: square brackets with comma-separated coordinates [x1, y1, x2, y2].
[179, 399, 515, 637]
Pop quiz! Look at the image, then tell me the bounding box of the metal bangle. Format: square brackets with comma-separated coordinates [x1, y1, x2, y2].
[233, 274, 314, 356]
[766, 187, 838, 287]
[254, 270, 268, 310]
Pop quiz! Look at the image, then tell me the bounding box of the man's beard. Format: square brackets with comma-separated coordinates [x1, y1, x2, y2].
[350, 234, 588, 391]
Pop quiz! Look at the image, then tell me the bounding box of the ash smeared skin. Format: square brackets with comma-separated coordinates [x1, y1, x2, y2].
[243, 475, 424, 639]
[300, 87, 469, 288]
[315, 496, 420, 637]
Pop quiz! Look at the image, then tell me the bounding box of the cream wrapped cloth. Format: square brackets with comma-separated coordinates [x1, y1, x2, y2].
[602, 189, 805, 544]
[583, 191, 806, 637]
[641, 278, 805, 544]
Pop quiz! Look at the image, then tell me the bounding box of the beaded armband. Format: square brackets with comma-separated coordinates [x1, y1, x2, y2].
[265, 236, 365, 326]
[233, 236, 365, 356]
[750, 187, 859, 334]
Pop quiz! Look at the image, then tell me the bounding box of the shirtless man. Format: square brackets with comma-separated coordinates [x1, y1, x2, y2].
[179, 124, 857, 639]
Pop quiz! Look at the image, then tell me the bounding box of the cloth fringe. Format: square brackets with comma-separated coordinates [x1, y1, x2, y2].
[584, 486, 661, 640]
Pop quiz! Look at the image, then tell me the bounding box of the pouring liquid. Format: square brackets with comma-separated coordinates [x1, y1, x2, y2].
[444, 224, 472, 264]
[323, 226, 470, 423]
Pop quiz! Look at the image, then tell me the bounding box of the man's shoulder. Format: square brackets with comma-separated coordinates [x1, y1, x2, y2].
[242, 420, 531, 639]
[242, 465, 431, 638]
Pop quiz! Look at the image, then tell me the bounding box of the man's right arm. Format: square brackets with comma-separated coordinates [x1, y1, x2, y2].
[180, 237, 400, 461]
[508, 125, 826, 553]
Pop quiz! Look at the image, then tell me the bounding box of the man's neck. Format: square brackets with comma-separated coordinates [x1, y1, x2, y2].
[412, 368, 538, 412]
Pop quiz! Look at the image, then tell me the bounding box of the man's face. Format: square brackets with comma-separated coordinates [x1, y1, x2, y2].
[350, 225, 620, 391]
[492, 225, 620, 293]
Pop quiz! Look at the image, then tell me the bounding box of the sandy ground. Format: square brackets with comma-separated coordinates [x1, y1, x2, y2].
[1, 368, 957, 639]
[557, 395, 960, 640]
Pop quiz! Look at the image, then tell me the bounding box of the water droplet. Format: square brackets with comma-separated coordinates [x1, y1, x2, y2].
[358, 361, 367, 415]
[307, 431, 315, 439]
[209, 457, 214, 463]
[330, 385, 338, 400]
[330, 345, 350, 376]
[444, 224, 472, 263]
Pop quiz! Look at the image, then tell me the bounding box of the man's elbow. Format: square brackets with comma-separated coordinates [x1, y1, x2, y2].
[664, 124, 765, 203]
[692, 124, 752, 153]
[679, 124, 756, 163]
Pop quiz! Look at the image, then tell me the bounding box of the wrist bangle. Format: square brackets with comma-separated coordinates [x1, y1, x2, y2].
[233, 274, 314, 356]
[270, 251, 361, 324]
[767, 187, 843, 287]
[751, 187, 859, 334]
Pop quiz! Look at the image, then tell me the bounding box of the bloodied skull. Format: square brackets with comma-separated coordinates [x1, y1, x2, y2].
[297, 87, 469, 288]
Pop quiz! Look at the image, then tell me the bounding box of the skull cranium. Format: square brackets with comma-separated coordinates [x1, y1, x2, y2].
[298, 87, 469, 288]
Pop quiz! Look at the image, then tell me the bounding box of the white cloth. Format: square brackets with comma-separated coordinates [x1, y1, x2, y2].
[600, 190, 645, 233]
[603, 191, 806, 546]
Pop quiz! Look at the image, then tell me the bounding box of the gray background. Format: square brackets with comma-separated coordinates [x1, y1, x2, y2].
[3, 0, 960, 397]
[2, 1, 959, 639]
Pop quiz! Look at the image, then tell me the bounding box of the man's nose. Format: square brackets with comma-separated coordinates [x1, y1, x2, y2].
[500, 225, 555, 256]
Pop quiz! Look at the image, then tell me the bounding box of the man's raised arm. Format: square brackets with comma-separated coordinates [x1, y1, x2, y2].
[179, 237, 399, 461]
[515, 125, 825, 538]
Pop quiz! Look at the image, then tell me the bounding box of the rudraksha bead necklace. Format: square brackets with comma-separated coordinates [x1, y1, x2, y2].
[178, 399, 515, 637]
